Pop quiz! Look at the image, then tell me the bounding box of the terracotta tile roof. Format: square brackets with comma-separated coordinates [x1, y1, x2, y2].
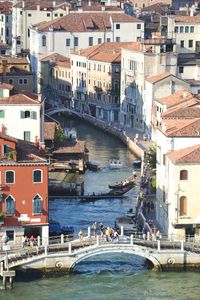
[81, 3, 123, 12]
[33, 13, 143, 33]
[0, 66, 33, 76]
[44, 122, 56, 140]
[157, 90, 199, 108]
[0, 92, 42, 105]
[162, 106, 200, 119]
[146, 72, 170, 83]
[159, 118, 200, 137]
[53, 140, 86, 154]
[167, 144, 200, 164]
[15, 1, 69, 11]
[74, 41, 136, 62]
[0, 133, 47, 163]
[121, 42, 143, 52]
[174, 15, 200, 23]
[0, 56, 29, 64]
[0, 1, 12, 14]
[16, 139, 47, 163]
[40, 53, 71, 67]
[0, 83, 13, 90]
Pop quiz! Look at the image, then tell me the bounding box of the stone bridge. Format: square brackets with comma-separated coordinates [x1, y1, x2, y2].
[3, 235, 200, 274]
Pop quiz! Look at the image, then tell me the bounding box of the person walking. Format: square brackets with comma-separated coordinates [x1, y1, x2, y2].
[78, 229, 83, 241]
[92, 222, 97, 237]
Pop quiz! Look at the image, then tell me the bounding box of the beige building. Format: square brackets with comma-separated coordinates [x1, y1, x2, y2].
[120, 35, 177, 131]
[131, 0, 171, 10]
[166, 145, 200, 239]
[71, 42, 132, 123]
[39, 53, 71, 108]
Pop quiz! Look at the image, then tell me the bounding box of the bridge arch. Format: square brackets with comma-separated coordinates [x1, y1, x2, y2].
[69, 246, 161, 271]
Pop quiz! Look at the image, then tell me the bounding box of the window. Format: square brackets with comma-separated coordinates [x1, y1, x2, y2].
[116, 37, 120, 42]
[6, 230, 14, 241]
[6, 16, 8, 23]
[28, 13, 32, 17]
[180, 26, 184, 33]
[175, 26, 178, 33]
[33, 195, 43, 214]
[116, 24, 120, 29]
[180, 40, 184, 48]
[5, 196, 15, 216]
[19, 78, 23, 84]
[179, 66, 184, 73]
[185, 26, 189, 33]
[180, 170, 188, 180]
[74, 37, 78, 47]
[60, 13, 63, 17]
[28, 28, 30, 37]
[98, 38, 102, 44]
[3, 144, 10, 155]
[0, 110, 5, 118]
[54, 13, 58, 17]
[189, 40, 193, 48]
[107, 38, 111, 42]
[6, 171, 14, 184]
[25, 110, 30, 118]
[66, 38, 70, 47]
[31, 111, 37, 119]
[180, 196, 187, 216]
[89, 37, 93, 46]
[24, 131, 31, 141]
[24, 78, 28, 84]
[190, 26, 194, 33]
[33, 170, 42, 183]
[47, 13, 50, 17]
[42, 35, 46, 47]
[137, 24, 141, 29]
[8, 79, 13, 84]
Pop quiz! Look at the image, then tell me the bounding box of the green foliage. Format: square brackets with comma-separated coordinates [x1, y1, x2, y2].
[6, 151, 16, 161]
[151, 176, 156, 192]
[0, 212, 4, 221]
[55, 124, 65, 143]
[146, 144, 156, 171]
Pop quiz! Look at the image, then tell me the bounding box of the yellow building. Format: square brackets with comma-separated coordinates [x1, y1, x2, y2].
[39, 53, 71, 107]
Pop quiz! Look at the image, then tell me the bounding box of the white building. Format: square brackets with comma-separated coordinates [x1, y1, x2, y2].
[29, 12, 144, 91]
[120, 35, 177, 132]
[12, 1, 70, 55]
[0, 1, 12, 45]
[165, 144, 200, 239]
[160, 15, 200, 54]
[156, 107, 200, 233]
[0, 86, 44, 143]
[145, 72, 189, 140]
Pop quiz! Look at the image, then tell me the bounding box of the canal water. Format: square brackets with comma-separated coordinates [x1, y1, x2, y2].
[1, 116, 200, 299]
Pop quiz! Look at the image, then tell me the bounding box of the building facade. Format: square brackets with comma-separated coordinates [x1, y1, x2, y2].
[0, 132, 49, 244]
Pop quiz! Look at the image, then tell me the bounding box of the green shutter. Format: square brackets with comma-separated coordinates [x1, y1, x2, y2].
[31, 111, 37, 119]
[0, 110, 5, 118]
[20, 111, 25, 119]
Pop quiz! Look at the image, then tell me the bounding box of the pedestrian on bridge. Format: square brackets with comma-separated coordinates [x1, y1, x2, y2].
[78, 229, 83, 241]
[92, 222, 97, 237]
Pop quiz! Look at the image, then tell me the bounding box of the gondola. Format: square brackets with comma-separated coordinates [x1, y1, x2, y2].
[108, 174, 137, 189]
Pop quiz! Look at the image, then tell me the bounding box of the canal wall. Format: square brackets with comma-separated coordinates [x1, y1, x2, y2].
[81, 114, 145, 159]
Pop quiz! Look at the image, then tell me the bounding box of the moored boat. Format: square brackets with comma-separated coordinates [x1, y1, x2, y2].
[87, 160, 101, 171]
[133, 159, 141, 168]
[115, 216, 138, 234]
[109, 159, 123, 169]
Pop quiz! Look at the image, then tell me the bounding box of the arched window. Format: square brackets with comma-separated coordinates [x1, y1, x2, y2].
[42, 35, 46, 47]
[180, 196, 187, 216]
[5, 195, 15, 215]
[25, 110, 30, 118]
[33, 170, 42, 183]
[33, 195, 43, 214]
[180, 170, 188, 180]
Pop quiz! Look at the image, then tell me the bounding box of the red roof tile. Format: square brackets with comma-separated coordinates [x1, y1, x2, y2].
[157, 90, 199, 108]
[0, 92, 42, 105]
[146, 72, 170, 83]
[160, 118, 200, 137]
[167, 144, 200, 164]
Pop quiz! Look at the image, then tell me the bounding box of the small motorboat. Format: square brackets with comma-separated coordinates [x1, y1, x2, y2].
[126, 208, 137, 218]
[133, 159, 141, 168]
[108, 174, 137, 189]
[109, 159, 123, 169]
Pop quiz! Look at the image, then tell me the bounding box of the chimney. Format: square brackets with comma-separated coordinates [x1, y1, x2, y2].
[162, 123, 167, 132]
[88, 1, 91, 6]
[101, 6, 105, 11]
[37, 4, 40, 11]
[38, 93, 42, 102]
[1, 124, 6, 135]
[2, 59, 7, 83]
[183, 91, 188, 98]
[22, 1, 25, 8]
[52, 1, 56, 7]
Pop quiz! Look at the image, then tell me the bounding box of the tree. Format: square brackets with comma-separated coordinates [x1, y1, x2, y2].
[55, 124, 65, 143]
[146, 144, 156, 171]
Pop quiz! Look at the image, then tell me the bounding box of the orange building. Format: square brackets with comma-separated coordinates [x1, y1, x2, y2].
[0, 131, 49, 245]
